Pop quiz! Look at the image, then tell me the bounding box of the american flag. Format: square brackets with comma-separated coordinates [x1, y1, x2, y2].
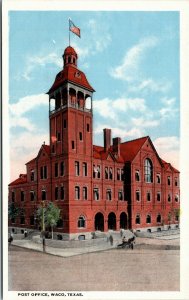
[69, 19, 81, 38]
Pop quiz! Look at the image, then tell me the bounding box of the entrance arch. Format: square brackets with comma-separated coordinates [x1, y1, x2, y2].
[108, 212, 116, 230]
[120, 212, 128, 229]
[94, 212, 104, 231]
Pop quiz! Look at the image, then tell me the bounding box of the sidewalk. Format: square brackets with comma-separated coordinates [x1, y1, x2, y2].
[11, 234, 180, 257]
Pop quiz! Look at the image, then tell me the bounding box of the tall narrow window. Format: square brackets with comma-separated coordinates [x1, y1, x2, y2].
[109, 168, 113, 180]
[57, 132, 61, 141]
[60, 186, 65, 200]
[55, 187, 59, 200]
[168, 194, 171, 202]
[75, 186, 80, 200]
[12, 191, 15, 202]
[146, 214, 151, 224]
[167, 176, 171, 186]
[117, 169, 121, 181]
[93, 188, 99, 200]
[83, 187, 87, 200]
[87, 123, 90, 132]
[30, 170, 35, 181]
[175, 177, 178, 186]
[156, 174, 161, 184]
[118, 190, 123, 201]
[63, 119, 67, 128]
[106, 189, 112, 201]
[55, 163, 59, 177]
[60, 162, 64, 176]
[136, 214, 140, 224]
[121, 169, 124, 181]
[93, 164, 96, 178]
[105, 167, 108, 179]
[175, 194, 179, 202]
[21, 191, 25, 202]
[157, 214, 161, 223]
[97, 165, 101, 179]
[72, 141, 75, 149]
[135, 170, 140, 181]
[75, 161, 80, 176]
[147, 191, 151, 201]
[79, 132, 83, 141]
[42, 190, 46, 201]
[157, 192, 161, 201]
[83, 162, 87, 176]
[30, 191, 35, 201]
[136, 190, 140, 201]
[44, 166, 47, 179]
[144, 158, 153, 183]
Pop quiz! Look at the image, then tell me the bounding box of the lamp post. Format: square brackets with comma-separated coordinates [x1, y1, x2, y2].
[41, 200, 46, 252]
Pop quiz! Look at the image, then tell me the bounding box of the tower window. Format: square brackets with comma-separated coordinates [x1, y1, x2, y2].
[60, 186, 65, 200]
[68, 56, 71, 63]
[30, 170, 35, 181]
[55, 187, 59, 200]
[63, 119, 67, 128]
[87, 123, 90, 132]
[118, 190, 123, 201]
[55, 163, 59, 177]
[75, 186, 80, 200]
[117, 169, 121, 181]
[52, 145, 55, 153]
[121, 169, 124, 181]
[71, 141, 75, 149]
[60, 161, 64, 176]
[75, 161, 80, 176]
[136, 190, 140, 201]
[79, 132, 83, 141]
[57, 132, 61, 142]
[157, 192, 161, 201]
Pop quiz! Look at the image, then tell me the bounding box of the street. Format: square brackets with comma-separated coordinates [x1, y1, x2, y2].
[8, 245, 179, 291]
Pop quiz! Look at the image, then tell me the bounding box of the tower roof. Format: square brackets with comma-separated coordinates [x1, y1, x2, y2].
[63, 46, 78, 57]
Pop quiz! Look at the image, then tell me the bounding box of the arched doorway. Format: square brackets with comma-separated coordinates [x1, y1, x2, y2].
[120, 212, 127, 229]
[108, 212, 116, 230]
[94, 212, 104, 231]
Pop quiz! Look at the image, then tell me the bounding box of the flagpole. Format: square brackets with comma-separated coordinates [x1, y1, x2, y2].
[69, 18, 70, 46]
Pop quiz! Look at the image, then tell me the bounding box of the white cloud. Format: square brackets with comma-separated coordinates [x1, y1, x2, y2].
[129, 78, 172, 94]
[9, 94, 49, 131]
[111, 36, 158, 82]
[93, 97, 147, 120]
[159, 97, 179, 119]
[132, 117, 159, 128]
[153, 136, 179, 169]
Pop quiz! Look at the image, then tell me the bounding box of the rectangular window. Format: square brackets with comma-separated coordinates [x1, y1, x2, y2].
[60, 161, 64, 176]
[55, 187, 59, 200]
[175, 177, 178, 186]
[63, 119, 67, 128]
[57, 132, 61, 141]
[83, 187, 87, 200]
[40, 166, 43, 179]
[55, 163, 59, 177]
[75, 161, 80, 176]
[157, 192, 161, 201]
[135, 171, 140, 181]
[21, 191, 25, 202]
[147, 192, 151, 201]
[109, 168, 113, 180]
[118, 191, 123, 201]
[117, 169, 121, 181]
[72, 141, 75, 149]
[97, 165, 101, 179]
[168, 194, 171, 202]
[93, 164, 96, 178]
[75, 186, 80, 200]
[30, 170, 35, 181]
[136, 191, 140, 201]
[167, 176, 171, 186]
[106, 189, 112, 200]
[41, 166, 47, 179]
[105, 167, 108, 179]
[79, 132, 83, 141]
[87, 123, 90, 132]
[12, 191, 15, 202]
[83, 162, 87, 176]
[94, 188, 99, 200]
[121, 169, 124, 181]
[42, 190, 46, 201]
[156, 174, 161, 184]
[30, 191, 35, 201]
[60, 186, 64, 200]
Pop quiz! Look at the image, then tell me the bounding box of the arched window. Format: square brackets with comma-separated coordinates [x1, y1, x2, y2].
[146, 214, 151, 224]
[135, 214, 140, 224]
[78, 216, 85, 228]
[144, 158, 153, 183]
[156, 214, 161, 223]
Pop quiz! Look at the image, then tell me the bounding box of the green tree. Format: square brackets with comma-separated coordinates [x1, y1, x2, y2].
[37, 202, 60, 239]
[8, 203, 20, 220]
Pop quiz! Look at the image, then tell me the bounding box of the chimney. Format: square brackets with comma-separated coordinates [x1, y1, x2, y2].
[113, 137, 121, 156]
[103, 128, 111, 151]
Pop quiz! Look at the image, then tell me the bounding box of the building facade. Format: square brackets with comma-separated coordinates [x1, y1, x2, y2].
[8, 46, 180, 240]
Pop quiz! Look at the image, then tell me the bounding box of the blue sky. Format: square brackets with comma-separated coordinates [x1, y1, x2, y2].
[9, 11, 180, 180]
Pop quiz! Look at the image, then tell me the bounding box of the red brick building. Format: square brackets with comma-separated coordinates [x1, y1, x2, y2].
[8, 46, 180, 240]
